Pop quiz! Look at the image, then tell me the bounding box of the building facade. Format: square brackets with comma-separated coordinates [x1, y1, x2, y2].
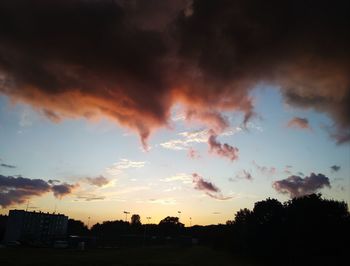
[3, 210, 68, 243]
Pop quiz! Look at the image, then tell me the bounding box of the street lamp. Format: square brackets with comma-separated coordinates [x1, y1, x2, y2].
[123, 211, 130, 222]
[143, 216, 152, 246]
[178, 211, 181, 222]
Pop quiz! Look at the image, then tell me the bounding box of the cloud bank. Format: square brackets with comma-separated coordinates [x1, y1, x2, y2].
[0, 0, 348, 145]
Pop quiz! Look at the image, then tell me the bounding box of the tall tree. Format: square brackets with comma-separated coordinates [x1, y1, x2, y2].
[130, 214, 141, 226]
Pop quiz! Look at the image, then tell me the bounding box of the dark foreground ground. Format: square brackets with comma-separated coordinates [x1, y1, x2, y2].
[0, 246, 346, 266]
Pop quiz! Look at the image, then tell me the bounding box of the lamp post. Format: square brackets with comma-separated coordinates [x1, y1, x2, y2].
[143, 216, 152, 246]
[123, 211, 130, 222]
[178, 211, 181, 222]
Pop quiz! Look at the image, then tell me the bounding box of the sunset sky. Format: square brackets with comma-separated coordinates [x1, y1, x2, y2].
[0, 0, 349, 227]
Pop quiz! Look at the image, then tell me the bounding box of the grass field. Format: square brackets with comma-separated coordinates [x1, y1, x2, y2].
[0, 246, 233, 266]
[0, 246, 345, 266]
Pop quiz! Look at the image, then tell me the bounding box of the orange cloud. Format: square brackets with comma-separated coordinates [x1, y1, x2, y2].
[287, 117, 311, 130]
[0, 0, 349, 146]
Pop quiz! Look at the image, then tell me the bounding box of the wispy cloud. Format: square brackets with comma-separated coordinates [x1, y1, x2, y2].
[19, 109, 34, 127]
[75, 194, 106, 202]
[85, 175, 110, 187]
[188, 147, 200, 159]
[192, 173, 232, 200]
[106, 159, 146, 176]
[287, 117, 311, 130]
[171, 113, 186, 122]
[253, 161, 276, 176]
[148, 198, 177, 205]
[160, 173, 192, 184]
[233, 170, 253, 181]
[160, 126, 244, 151]
[1, 163, 16, 169]
[284, 165, 293, 174]
[208, 131, 239, 161]
[160, 129, 208, 150]
[112, 186, 150, 195]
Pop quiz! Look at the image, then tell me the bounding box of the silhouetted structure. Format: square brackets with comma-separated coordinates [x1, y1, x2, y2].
[0, 214, 7, 241]
[3, 210, 68, 243]
[1, 193, 348, 262]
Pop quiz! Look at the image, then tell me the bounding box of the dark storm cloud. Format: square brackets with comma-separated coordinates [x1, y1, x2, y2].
[174, 0, 350, 143]
[273, 173, 331, 198]
[117, 0, 190, 31]
[0, 0, 170, 149]
[0, 0, 349, 146]
[0, 174, 76, 208]
[192, 173, 232, 200]
[330, 165, 341, 172]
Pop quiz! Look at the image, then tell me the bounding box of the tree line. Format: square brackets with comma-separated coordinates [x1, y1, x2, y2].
[1, 193, 348, 256]
[65, 194, 349, 256]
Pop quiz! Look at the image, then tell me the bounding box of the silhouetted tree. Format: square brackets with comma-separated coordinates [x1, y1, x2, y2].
[131, 214, 141, 226]
[253, 198, 285, 251]
[284, 193, 350, 255]
[233, 208, 253, 226]
[229, 194, 350, 256]
[90, 220, 129, 245]
[158, 216, 184, 236]
[67, 219, 89, 236]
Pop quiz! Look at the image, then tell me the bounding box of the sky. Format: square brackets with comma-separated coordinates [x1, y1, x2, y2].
[0, 0, 349, 227]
